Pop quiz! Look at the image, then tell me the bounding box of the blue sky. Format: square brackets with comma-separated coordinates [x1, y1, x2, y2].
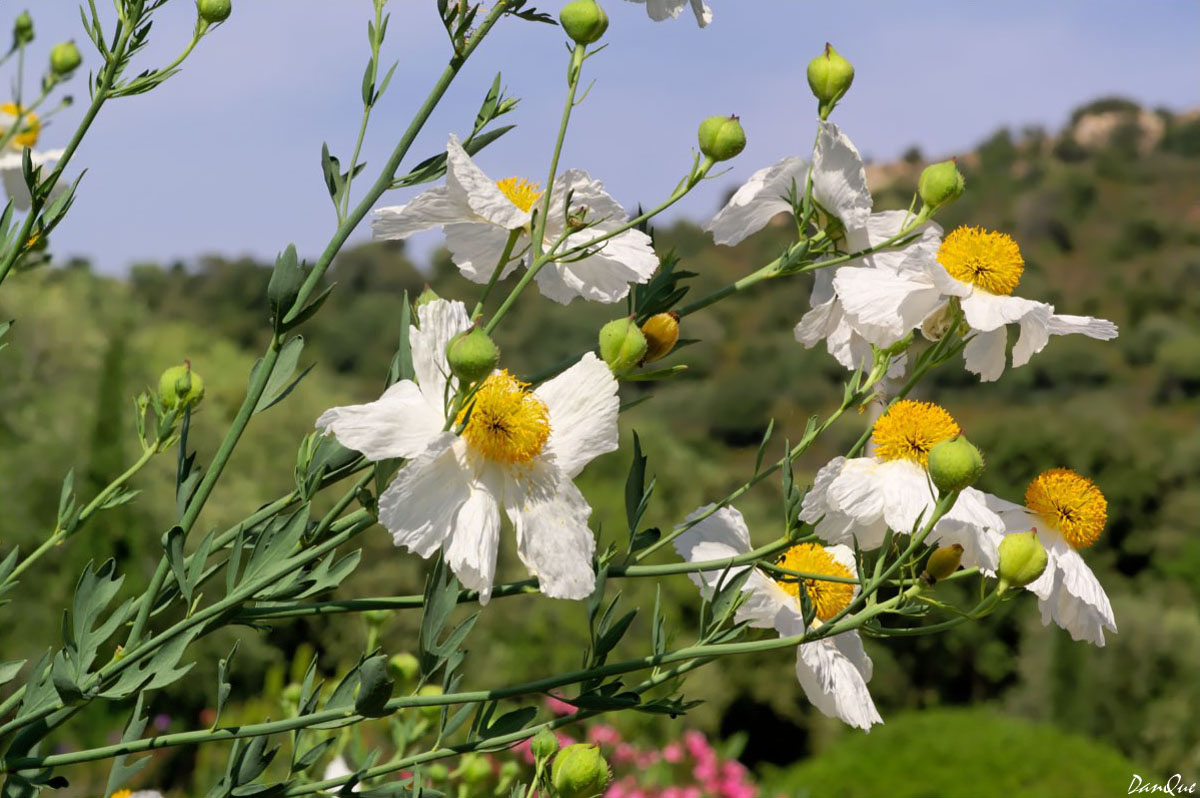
[14, 0, 1200, 273]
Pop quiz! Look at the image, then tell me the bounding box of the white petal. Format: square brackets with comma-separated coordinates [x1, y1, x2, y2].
[826, 458, 887, 525]
[323, 757, 361, 792]
[1046, 313, 1119, 340]
[445, 134, 530, 230]
[315, 379, 444, 461]
[410, 299, 473, 412]
[933, 487, 1004, 570]
[1, 148, 63, 211]
[1011, 303, 1054, 367]
[833, 266, 942, 346]
[508, 478, 597, 600]
[705, 157, 807, 246]
[875, 459, 936, 536]
[963, 327, 1008, 382]
[445, 223, 523, 284]
[845, 212, 942, 275]
[378, 436, 471, 558]
[548, 169, 627, 223]
[799, 457, 846, 524]
[688, 0, 712, 26]
[1039, 543, 1117, 646]
[642, 0, 684, 22]
[536, 352, 620, 478]
[444, 475, 502, 604]
[537, 228, 658, 305]
[675, 504, 753, 561]
[795, 634, 882, 730]
[812, 121, 872, 230]
[961, 291, 1046, 332]
[371, 184, 468, 240]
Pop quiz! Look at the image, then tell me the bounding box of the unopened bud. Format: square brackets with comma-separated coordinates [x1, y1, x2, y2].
[599, 316, 647, 373]
[427, 763, 450, 782]
[697, 115, 746, 162]
[414, 285, 440, 309]
[197, 0, 232, 24]
[280, 683, 302, 707]
[13, 11, 34, 46]
[158, 362, 205, 411]
[416, 684, 443, 719]
[918, 159, 965, 210]
[928, 435, 984, 493]
[530, 728, 560, 762]
[559, 0, 608, 45]
[921, 544, 964, 584]
[49, 41, 82, 76]
[459, 753, 492, 785]
[997, 531, 1048, 589]
[446, 325, 499, 385]
[640, 312, 680, 364]
[807, 43, 854, 118]
[387, 652, 420, 684]
[552, 744, 612, 798]
[363, 609, 392, 628]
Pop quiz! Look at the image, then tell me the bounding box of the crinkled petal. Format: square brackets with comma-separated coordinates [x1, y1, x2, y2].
[833, 266, 942, 346]
[933, 487, 1004, 570]
[706, 156, 807, 246]
[548, 168, 627, 223]
[812, 121, 871, 230]
[1011, 303, 1054, 368]
[410, 298, 472, 412]
[316, 379, 444, 461]
[1, 148, 64, 211]
[1046, 313, 1119, 340]
[676, 504, 752, 559]
[536, 352, 620, 478]
[961, 291, 1046, 332]
[538, 228, 658, 305]
[444, 472, 502, 603]
[963, 326, 1008, 382]
[508, 477, 597, 600]
[378, 436, 471, 558]
[371, 184, 469, 240]
[799, 457, 846, 524]
[826, 458, 887, 525]
[445, 222, 523, 284]
[688, 0, 713, 26]
[795, 634, 882, 730]
[445, 134, 530, 229]
[875, 459, 935, 536]
[1038, 536, 1117, 647]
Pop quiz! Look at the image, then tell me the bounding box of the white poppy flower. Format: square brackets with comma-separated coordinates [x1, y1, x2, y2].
[324, 756, 362, 793]
[983, 469, 1116, 646]
[371, 135, 658, 305]
[626, 0, 712, 27]
[316, 298, 619, 602]
[834, 225, 1118, 381]
[674, 504, 882, 729]
[799, 400, 1004, 570]
[0, 103, 65, 211]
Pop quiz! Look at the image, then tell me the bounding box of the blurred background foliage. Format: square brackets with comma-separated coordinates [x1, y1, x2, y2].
[1, 99, 1197, 796]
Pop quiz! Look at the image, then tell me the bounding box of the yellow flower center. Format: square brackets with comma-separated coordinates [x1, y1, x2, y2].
[937, 226, 1025, 296]
[456, 370, 550, 465]
[1024, 468, 1107, 549]
[871, 400, 961, 466]
[495, 177, 542, 213]
[111, 791, 133, 798]
[774, 543, 855, 622]
[1, 102, 40, 150]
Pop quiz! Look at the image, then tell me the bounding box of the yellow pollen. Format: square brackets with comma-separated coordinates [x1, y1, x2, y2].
[774, 543, 855, 622]
[871, 400, 961, 466]
[1, 103, 40, 150]
[456, 370, 550, 466]
[1024, 468, 1107, 549]
[111, 791, 133, 798]
[495, 177, 542, 213]
[937, 226, 1025, 295]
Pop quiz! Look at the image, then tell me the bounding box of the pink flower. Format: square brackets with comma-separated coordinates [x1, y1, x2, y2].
[546, 695, 579, 716]
[662, 742, 684, 763]
[588, 724, 622, 747]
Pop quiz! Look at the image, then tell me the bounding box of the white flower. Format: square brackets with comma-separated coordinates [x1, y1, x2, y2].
[707, 121, 941, 373]
[316, 299, 619, 602]
[324, 756, 361, 793]
[626, 0, 712, 27]
[834, 225, 1118, 381]
[983, 468, 1116, 646]
[0, 103, 65, 211]
[799, 400, 1004, 570]
[372, 135, 658, 305]
[674, 504, 880, 729]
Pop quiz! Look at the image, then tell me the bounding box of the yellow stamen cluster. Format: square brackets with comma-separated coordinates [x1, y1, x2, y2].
[1025, 468, 1107, 549]
[111, 791, 133, 798]
[937, 226, 1025, 296]
[1, 103, 40, 150]
[871, 400, 961, 466]
[457, 370, 550, 466]
[495, 177, 542, 213]
[774, 543, 855, 621]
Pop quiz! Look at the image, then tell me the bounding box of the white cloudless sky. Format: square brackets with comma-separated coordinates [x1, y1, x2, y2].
[13, 0, 1200, 273]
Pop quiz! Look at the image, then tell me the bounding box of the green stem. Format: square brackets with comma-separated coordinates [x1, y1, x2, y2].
[471, 228, 521, 319]
[338, 0, 385, 221]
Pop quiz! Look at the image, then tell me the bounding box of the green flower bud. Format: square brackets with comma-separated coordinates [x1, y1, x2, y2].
[496, 760, 521, 791]
[446, 325, 500, 385]
[697, 115, 746, 162]
[458, 753, 492, 785]
[560, 0, 609, 45]
[599, 316, 647, 373]
[552, 744, 611, 798]
[416, 684, 443, 719]
[197, 0, 232, 24]
[928, 435, 985, 493]
[997, 530, 1048, 589]
[280, 682, 302, 707]
[807, 43, 854, 117]
[415, 284, 440, 309]
[158, 362, 205, 411]
[387, 652, 420, 684]
[363, 608, 392, 628]
[918, 159, 965, 210]
[13, 11, 33, 46]
[426, 763, 450, 782]
[49, 41, 82, 76]
[921, 544, 964, 585]
[640, 311, 680, 364]
[530, 728, 560, 762]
